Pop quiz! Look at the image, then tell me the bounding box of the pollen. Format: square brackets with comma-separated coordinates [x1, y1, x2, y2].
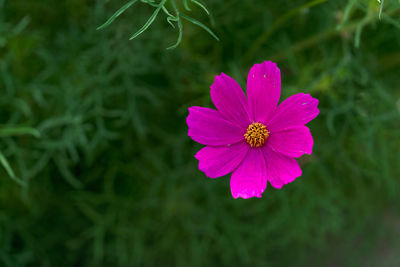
[244, 122, 270, 148]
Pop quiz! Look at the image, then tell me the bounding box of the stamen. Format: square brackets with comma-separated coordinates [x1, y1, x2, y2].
[244, 122, 270, 148]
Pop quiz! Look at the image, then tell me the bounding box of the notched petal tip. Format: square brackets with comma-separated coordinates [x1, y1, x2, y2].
[263, 146, 302, 189]
[253, 61, 280, 75]
[305, 132, 314, 155]
[301, 94, 320, 116]
[267, 126, 314, 158]
[232, 191, 263, 199]
[269, 179, 284, 190]
[186, 107, 194, 132]
[231, 180, 264, 199]
[230, 149, 267, 199]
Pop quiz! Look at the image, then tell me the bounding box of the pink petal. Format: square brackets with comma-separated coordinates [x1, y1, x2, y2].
[267, 126, 313, 158]
[210, 73, 251, 129]
[263, 146, 302, 189]
[267, 93, 319, 132]
[247, 61, 281, 123]
[230, 148, 267, 199]
[195, 141, 250, 178]
[187, 106, 245, 146]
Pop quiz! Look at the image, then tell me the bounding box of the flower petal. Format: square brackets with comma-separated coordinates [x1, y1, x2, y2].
[230, 148, 267, 199]
[247, 61, 281, 123]
[263, 146, 302, 189]
[267, 93, 319, 132]
[210, 73, 251, 128]
[187, 106, 245, 146]
[195, 141, 249, 178]
[267, 126, 313, 158]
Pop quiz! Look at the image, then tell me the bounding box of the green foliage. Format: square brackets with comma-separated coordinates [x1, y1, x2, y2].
[379, 0, 384, 19]
[1, 0, 400, 266]
[97, 0, 218, 49]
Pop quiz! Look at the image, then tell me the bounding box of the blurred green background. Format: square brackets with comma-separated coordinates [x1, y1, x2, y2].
[1, 0, 400, 266]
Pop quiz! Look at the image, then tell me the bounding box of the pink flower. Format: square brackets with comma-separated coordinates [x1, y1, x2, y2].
[186, 61, 319, 199]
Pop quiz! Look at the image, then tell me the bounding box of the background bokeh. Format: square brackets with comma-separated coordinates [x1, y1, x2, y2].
[1, 0, 400, 266]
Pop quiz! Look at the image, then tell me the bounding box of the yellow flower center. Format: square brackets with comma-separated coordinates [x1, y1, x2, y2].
[244, 122, 270, 148]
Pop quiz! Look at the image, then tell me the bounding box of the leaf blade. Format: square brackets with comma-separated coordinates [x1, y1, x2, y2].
[97, 0, 138, 30]
[129, 0, 167, 40]
[0, 126, 40, 138]
[0, 151, 26, 186]
[181, 13, 219, 41]
[191, 0, 209, 15]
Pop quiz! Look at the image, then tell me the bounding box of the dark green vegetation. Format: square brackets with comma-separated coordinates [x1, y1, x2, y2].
[1, 0, 400, 266]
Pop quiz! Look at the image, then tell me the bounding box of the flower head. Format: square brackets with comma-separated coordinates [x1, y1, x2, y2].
[186, 61, 319, 199]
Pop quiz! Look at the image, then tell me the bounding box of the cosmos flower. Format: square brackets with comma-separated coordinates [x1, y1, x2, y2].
[186, 61, 319, 199]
